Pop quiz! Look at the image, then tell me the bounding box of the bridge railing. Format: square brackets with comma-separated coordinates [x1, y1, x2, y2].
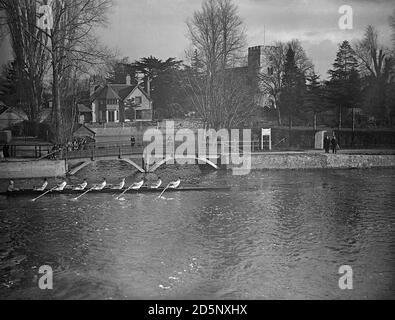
[2, 139, 266, 161]
[2, 144, 52, 159]
[62, 140, 264, 161]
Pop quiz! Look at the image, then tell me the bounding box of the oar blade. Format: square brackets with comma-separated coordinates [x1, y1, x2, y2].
[158, 185, 170, 199]
[31, 187, 55, 202]
[73, 187, 93, 201]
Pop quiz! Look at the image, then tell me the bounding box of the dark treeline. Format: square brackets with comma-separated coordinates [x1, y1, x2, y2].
[266, 26, 395, 130]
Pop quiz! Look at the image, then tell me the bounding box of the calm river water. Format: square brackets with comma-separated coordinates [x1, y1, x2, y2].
[0, 163, 394, 300]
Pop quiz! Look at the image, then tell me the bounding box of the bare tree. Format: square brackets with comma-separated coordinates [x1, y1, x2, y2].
[355, 25, 394, 121]
[185, 0, 250, 129]
[390, 10, 395, 49]
[187, 0, 245, 70]
[45, 0, 113, 143]
[355, 26, 391, 79]
[0, 0, 49, 127]
[182, 66, 256, 129]
[1, 0, 113, 142]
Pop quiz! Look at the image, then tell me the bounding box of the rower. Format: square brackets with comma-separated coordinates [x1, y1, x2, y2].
[151, 177, 162, 189]
[54, 179, 67, 191]
[130, 180, 144, 190]
[7, 180, 19, 192]
[112, 178, 126, 190]
[93, 178, 107, 191]
[168, 178, 181, 189]
[74, 179, 88, 191]
[34, 178, 48, 191]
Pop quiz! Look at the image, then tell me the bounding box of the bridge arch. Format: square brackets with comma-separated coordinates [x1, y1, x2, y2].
[68, 158, 145, 176]
[149, 156, 219, 173]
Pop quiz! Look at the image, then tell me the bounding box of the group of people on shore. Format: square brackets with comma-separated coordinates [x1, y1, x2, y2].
[66, 137, 90, 152]
[324, 136, 340, 154]
[49, 137, 91, 159]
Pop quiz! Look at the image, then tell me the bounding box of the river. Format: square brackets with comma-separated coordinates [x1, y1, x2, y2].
[0, 163, 394, 299]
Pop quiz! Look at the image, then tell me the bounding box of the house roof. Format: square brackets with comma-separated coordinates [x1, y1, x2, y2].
[0, 106, 28, 120]
[88, 126, 133, 137]
[74, 124, 96, 137]
[77, 104, 92, 113]
[91, 83, 152, 102]
[92, 84, 132, 101]
[127, 85, 152, 102]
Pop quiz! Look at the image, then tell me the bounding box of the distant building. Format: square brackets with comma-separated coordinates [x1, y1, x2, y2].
[77, 104, 93, 124]
[0, 102, 28, 130]
[247, 45, 278, 109]
[73, 124, 139, 146]
[90, 75, 153, 124]
[225, 45, 278, 110]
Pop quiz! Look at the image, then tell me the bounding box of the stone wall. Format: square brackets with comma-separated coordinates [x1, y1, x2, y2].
[229, 153, 395, 170]
[0, 160, 66, 179]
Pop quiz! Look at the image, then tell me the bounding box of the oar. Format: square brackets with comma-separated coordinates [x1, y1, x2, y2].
[32, 186, 57, 202]
[73, 187, 95, 201]
[116, 183, 140, 200]
[158, 184, 171, 199]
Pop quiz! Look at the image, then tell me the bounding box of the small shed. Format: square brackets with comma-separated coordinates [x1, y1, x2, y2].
[73, 124, 96, 139]
[77, 104, 93, 124]
[0, 104, 28, 130]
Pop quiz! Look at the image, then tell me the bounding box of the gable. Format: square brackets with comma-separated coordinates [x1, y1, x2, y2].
[0, 107, 28, 121]
[109, 84, 134, 100]
[78, 104, 92, 113]
[125, 86, 152, 102]
[74, 125, 96, 137]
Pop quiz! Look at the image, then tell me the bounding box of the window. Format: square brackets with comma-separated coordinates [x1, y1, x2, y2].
[134, 96, 142, 104]
[108, 110, 115, 122]
[107, 99, 118, 105]
[135, 110, 142, 120]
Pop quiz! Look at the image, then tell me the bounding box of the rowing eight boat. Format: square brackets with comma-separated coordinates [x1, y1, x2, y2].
[0, 186, 231, 197]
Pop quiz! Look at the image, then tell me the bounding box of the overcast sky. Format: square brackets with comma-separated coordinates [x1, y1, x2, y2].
[0, 0, 393, 78]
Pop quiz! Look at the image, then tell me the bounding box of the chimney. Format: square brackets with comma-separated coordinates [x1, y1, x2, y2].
[89, 76, 96, 97]
[126, 74, 131, 85]
[146, 77, 151, 98]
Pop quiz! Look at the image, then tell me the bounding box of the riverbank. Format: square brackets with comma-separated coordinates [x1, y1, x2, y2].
[1, 150, 395, 179]
[0, 159, 66, 179]
[229, 151, 395, 171]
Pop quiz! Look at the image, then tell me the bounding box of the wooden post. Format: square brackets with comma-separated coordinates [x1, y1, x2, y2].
[338, 106, 342, 131]
[351, 107, 355, 148]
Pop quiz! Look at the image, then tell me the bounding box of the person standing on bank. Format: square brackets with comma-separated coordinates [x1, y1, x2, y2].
[131, 136, 136, 148]
[331, 136, 338, 154]
[3, 142, 10, 158]
[324, 136, 331, 153]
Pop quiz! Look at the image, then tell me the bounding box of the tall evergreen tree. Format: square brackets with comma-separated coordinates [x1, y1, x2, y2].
[279, 47, 306, 132]
[326, 40, 361, 130]
[106, 58, 137, 85]
[304, 72, 323, 130]
[134, 56, 183, 119]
